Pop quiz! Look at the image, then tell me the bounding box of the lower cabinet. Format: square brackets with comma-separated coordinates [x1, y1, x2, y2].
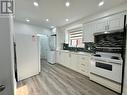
[56, 51, 91, 77]
[56, 51, 70, 67]
[70, 53, 78, 71]
[77, 55, 91, 77]
[56, 51, 61, 64]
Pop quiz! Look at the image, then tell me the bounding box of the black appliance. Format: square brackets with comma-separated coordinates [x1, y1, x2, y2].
[121, 15, 126, 95]
[14, 42, 18, 82]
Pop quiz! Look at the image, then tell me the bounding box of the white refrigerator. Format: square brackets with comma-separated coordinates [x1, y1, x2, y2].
[16, 33, 40, 81]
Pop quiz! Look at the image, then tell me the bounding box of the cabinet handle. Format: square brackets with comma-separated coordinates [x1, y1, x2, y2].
[105, 26, 106, 30]
[107, 25, 110, 30]
[0, 85, 5, 92]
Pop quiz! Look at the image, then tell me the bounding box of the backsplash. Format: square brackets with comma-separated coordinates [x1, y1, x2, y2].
[62, 42, 95, 53]
[94, 31, 124, 47]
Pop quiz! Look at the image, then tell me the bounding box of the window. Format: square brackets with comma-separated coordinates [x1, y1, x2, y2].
[68, 28, 84, 48]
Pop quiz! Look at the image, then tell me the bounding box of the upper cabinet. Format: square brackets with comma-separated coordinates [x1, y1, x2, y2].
[95, 13, 124, 32]
[83, 12, 125, 42]
[95, 18, 108, 33]
[83, 21, 95, 42]
[107, 13, 124, 31]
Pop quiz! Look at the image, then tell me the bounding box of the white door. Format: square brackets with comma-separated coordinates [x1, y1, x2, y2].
[16, 34, 40, 81]
[0, 17, 15, 95]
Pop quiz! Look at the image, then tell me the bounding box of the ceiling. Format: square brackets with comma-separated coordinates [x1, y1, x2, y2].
[15, 0, 127, 28]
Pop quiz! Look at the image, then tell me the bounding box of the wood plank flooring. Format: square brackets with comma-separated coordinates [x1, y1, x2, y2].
[17, 60, 119, 95]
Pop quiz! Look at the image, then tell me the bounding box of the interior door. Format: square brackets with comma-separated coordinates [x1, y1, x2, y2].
[16, 33, 40, 81]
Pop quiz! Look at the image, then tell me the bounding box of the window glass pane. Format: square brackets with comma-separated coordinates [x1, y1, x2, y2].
[77, 38, 84, 47]
[70, 39, 77, 47]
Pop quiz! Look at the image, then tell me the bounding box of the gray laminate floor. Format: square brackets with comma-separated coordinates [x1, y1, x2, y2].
[17, 60, 119, 95]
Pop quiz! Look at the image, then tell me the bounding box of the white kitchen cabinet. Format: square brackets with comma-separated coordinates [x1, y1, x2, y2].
[83, 22, 95, 42]
[60, 52, 70, 67]
[77, 54, 91, 77]
[56, 51, 71, 68]
[70, 53, 78, 71]
[95, 13, 124, 33]
[83, 13, 124, 42]
[56, 51, 61, 64]
[107, 13, 124, 31]
[95, 18, 108, 33]
[56, 51, 91, 77]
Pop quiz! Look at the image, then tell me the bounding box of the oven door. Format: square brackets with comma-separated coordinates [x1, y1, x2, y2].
[90, 59, 122, 83]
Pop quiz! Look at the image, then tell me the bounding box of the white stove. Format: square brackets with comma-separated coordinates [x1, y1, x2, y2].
[90, 52, 123, 83]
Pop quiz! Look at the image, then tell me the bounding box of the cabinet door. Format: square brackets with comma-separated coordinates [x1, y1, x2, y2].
[60, 52, 70, 67]
[60, 52, 65, 66]
[70, 53, 78, 71]
[56, 51, 61, 64]
[83, 22, 95, 42]
[56, 51, 60, 64]
[78, 55, 91, 77]
[95, 18, 108, 33]
[64, 52, 70, 68]
[108, 13, 124, 31]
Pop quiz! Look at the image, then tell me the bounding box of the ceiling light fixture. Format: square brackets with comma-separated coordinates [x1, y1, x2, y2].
[99, 1, 104, 6]
[26, 19, 30, 22]
[65, 1, 70, 7]
[46, 19, 49, 22]
[66, 18, 69, 22]
[33, 1, 39, 7]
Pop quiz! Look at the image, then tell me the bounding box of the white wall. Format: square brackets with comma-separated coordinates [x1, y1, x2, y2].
[14, 21, 51, 36]
[0, 16, 15, 95]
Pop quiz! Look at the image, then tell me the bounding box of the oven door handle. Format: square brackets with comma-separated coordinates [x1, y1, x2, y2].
[93, 59, 122, 65]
